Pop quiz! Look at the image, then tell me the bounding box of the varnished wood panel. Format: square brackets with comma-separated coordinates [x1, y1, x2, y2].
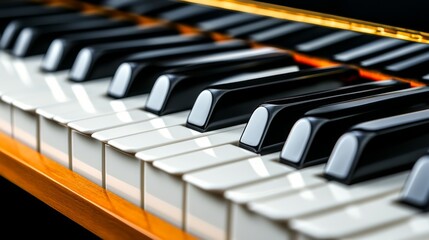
[0, 132, 196, 240]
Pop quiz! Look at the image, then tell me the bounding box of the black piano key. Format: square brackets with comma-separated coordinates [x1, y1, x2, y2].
[360, 43, 429, 68]
[295, 31, 380, 59]
[145, 51, 297, 116]
[158, 4, 231, 25]
[239, 79, 410, 154]
[12, 17, 134, 57]
[324, 107, 429, 185]
[333, 38, 408, 64]
[385, 51, 429, 81]
[128, 0, 185, 16]
[0, 5, 74, 34]
[41, 25, 178, 72]
[399, 154, 429, 211]
[107, 39, 250, 98]
[68, 34, 211, 82]
[253, 23, 345, 52]
[280, 86, 429, 169]
[1, 12, 102, 50]
[186, 66, 363, 132]
[107, 0, 151, 10]
[226, 18, 285, 38]
[250, 22, 314, 44]
[196, 12, 264, 33]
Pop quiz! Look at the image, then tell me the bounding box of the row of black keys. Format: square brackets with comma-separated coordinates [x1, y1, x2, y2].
[1, 0, 428, 211]
[2, 0, 429, 81]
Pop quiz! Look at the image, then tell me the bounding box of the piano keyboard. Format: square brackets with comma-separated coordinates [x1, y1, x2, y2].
[1, 0, 429, 239]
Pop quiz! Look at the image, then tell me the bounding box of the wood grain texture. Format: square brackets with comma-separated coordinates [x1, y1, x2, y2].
[0, 132, 197, 240]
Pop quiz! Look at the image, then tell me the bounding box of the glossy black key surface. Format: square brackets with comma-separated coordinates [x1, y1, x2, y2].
[250, 22, 316, 45]
[295, 31, 380, 59]
[107, 40, 249, 98]
[280, 86, 429, 169]
[226, 18, 285, 38]
[197, 12, 264, 33]
[253, 25, 342, 51]
[333, 38, 408, 64]
[186, 66, 363, 132]
[12, 17, 134, 57]
[399, 154, 429, 211]
[360, 43, 429, 69]
[159, 4, 231, 25]
[128, 0, 185, 16]
[385, 51, 429, 81]
[68, 34, 211, 82]
[1, 12, 101, 50]
[41, 25, 177, 72]
[0, 5, 74, 34]
[239, 79, 410, 154]
[145, 52, 296, 116]
[324, 107, 429, 185]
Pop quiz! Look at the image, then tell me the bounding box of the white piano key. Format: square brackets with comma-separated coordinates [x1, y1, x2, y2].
[349, 213, 429, 240]
[104, 127, 243, 226]
[226, 166, 326, 240]
[183, 153, 290, 240]
[248, 172, 408, 221]
[6, 80, 110, 150]
[104, 144, 142, 207]
[68, 109, 157, 134]
[72, 112, 188, 188]
[290, 192, 417, 239]
[108, 124, 238, 154]
[38, 94, 148, 168]
[136, 126, 245, 162]
[225, 165, 325, 204]
[37, 93, 148, 123]
[230, 172, 408, 240]
[142, 144, 256, 228]
[91, 111, 189, 142]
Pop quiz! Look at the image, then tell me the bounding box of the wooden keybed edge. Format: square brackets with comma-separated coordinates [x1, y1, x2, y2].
[0, 131, 196, 240]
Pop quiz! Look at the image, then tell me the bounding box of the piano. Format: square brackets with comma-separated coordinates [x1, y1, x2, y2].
[1, 0, 429, 239]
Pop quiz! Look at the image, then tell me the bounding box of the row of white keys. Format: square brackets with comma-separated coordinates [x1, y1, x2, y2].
[290, 191, 424, 239]
[0, 55, 113, 146]
[183, 152, 294, 239]
[104, 124, 248, 208]
[34, 92, 147, 168]
[238, 172, 408, 240]
[350, 212, 429, 240]
[138, 127, 249, 226]
[71, 110, 189, 187]
[180, 149, 409, 240]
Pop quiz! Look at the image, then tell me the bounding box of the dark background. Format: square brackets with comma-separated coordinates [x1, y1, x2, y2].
[0, 176, 100, 239]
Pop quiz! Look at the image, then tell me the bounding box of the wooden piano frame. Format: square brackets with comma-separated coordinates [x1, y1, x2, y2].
[1, 0, 428, 239]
